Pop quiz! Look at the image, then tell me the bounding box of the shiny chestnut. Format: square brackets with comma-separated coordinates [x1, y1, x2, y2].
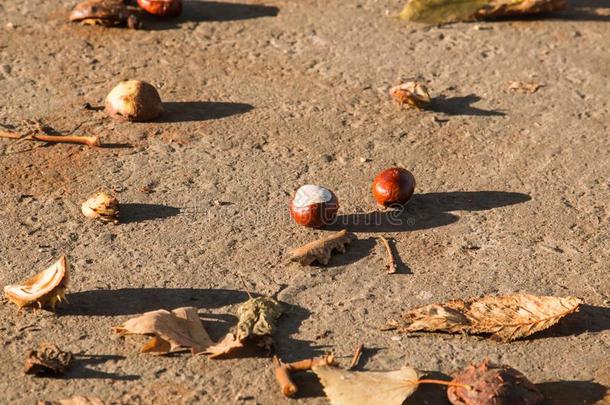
[137, 0, 182, 17]
[289, 185, 339, 228]
[371, 167, 415, 207]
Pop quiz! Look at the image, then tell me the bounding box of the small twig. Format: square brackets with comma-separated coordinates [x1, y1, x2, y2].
[236, 272, 253, 300]
[272, 356, 298, 397]
[284, 353, 335, 372]
[348, 344, 364, 370]
[417, 379, 472, 390]
[378, 236, 398, 274]
[0, 130, 100, 148]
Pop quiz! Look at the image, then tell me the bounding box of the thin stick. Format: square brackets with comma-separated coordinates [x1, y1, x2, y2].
[417, 379, 472, 389]
[0, 130, 100, 148]
[272, 356, 298, 397]
[378, 236, 397, 274]
[236, 272, 253, 299]
[348, 343, 363, 370]
[285, 353, 335, 371]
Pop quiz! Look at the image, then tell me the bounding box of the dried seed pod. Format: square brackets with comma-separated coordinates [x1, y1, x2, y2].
[137, 0, 182, 17]
[104, 80, 163, 122]
[4, 256, 70, 311]
[81, 191, 119, 223]
[390, 81, 431, 108]
[447, 360, 544, 405]
[24, 343, 73, 375]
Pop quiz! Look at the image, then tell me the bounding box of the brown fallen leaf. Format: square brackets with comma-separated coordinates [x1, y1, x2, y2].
[313, 365, 420, 405]
[205, 296, 283, 358]
[37, 397, 105, 405]
[81, 191, 119, 224]
[390, 82, 431, 109]
[287, 230, 355, 265]
[448, 359, 544, 405]
[25, 343, 73, 375]
[4, 255, 70, 311]
[378, 236, 398, 274]
[392, 293, 581, 342]
[507, 81, 545, 94]
[400, 0, 567, 24]
[114, 306, 213, 355]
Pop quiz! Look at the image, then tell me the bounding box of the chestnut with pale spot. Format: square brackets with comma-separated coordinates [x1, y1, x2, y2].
[371, 167, 415, 207]
[289, 185, 339, 228]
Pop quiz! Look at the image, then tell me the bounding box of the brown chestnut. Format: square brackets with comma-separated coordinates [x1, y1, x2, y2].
[137, 0, 182, 17]
[371, 167, 415, 207]
[289, 185, 339, 228]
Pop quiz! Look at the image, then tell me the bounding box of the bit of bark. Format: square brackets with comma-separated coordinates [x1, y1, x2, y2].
[24, 343, 73, 375]
[287, 230, 355, 266]
[378, 236, 398, 274]
[348, 344, 364, 370]
[273, 356, 299, 397]
[507, 81, 545, 94]
[391, 294, 582, 342]
[285, 353, 336, 371]
[0, 130, 101, 148]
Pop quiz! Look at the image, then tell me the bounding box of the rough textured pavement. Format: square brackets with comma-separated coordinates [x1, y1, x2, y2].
[0, 0, 609, 404]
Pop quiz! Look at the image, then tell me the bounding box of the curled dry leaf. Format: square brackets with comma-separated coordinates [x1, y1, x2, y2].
[205, 296, 283, 358]
[114, 306, 213, 355]
[390, 82, 431, 109]
[38, 397, 105, 405]
[81, 191, 119, 224]
[313, 365, 420, 405]
[24, 343, 73, 375]
[448, 359, 544, 405]
[392, 294, 581, 342]
[287, 230, 355, 265]
[4, 255, 70, 311]
[400, 0, 567, 24]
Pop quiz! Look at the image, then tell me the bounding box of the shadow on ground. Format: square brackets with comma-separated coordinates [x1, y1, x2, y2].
[158, 101, 253, 123]
[327, 191, 531, 233]
[143, 1, 279, 29]
[538, 380, 608, 405]
[530, 304, 610, 339]
[120, 203, 180, 223]
[431, 95, 506, 117]
[65, 354, 140, 381]
[61, 288, 250, 316]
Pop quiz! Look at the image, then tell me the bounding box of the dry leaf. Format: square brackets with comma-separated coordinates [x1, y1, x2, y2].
[400, 0, 567, 24]
[287, 230, 355, 265]
[448, 359, 544, 405]
[114, 306, 213, 355]
[390, 82, 431, 109]
[393, 294, 581, 341]
[4, 255, 70, 311]
[205, 296, 282, 358]
[81, 191, 119, 224]
[24, 343, 73, 375]
[507, 81, 545, 94]
[313, 365, 420, 405]
[38, 397, 105, 405]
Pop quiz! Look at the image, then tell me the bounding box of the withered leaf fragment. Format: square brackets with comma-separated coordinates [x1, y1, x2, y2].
[507, 81, 545, 94]
[37, 397, 105, 405]
[205, 296, 283, 358]
[393, 294, 581, 342]
[288, 230, 355, 265]
[4, 255, 70, 311]
[81, 191, 119, 224]
[448, 359, 543, 405]
[25, 343, 73, 375]
[400, 0, 567, 24]
[390, 82, 431, 109]
[114, 306, 213, 355]
[69, 0, 141, 29]
[313, 365, 420, 405]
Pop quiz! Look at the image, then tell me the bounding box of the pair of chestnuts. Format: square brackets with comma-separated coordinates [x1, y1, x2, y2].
[289, 167, 415, 228]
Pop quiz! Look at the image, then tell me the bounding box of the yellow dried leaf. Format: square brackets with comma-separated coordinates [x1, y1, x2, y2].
[114, 306, 213, 355]
[394, 294, 581, 341]
[313, 365, 420, 405]
[204, 333, 244, 359]
[4, 256, 70, 311]
[288, 230, 355, 266]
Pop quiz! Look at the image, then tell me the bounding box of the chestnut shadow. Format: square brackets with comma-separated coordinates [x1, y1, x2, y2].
[537, 381, 607, 405]
[120, 203, 180, 223]
[63, 354, 140, 381]
[326, 191, 531, 233]
[142, 1, 279, 29]
[487, 0, 610, 22]
[431, 95, 506, 117]
[526, 304, 610, 339]
[157, 102, 253, 123]
[60, 288, 250, 316]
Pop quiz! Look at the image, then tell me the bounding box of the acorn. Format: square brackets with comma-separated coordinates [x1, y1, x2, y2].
[137, 0, 182, 17]
[105, 80, 163, 122]
[289, 185, 339, 228]
[371, 167, 415, 207]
